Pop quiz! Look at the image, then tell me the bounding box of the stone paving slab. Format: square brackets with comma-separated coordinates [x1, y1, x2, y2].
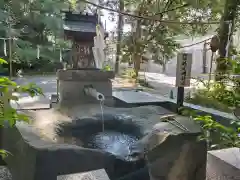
[208, 148, 240, 170]
[57, 169, 110, 180]
[113, 91, 167, 104]
[206, 148, 240, 180]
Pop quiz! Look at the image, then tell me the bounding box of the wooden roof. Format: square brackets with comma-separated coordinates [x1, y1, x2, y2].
[63, 12, 108, 40]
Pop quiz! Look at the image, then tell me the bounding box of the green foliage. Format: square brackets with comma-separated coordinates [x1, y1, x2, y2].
[102, 65, 112, 71]
[0, 58, 43, 157]
[195, 115, 240, 149]
[186, 56, 240, 112]
[180, 107, 240, 149]
[182, 53, 240, 148]
[0, 0, 71, 71]
[186, 81, 240, 112]
[119, 0, 225, 75]
[232, 59, 240, 74]
[121, 68, 136, 79]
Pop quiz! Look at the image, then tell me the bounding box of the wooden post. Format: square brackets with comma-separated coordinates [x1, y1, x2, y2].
[176, 53, 192, 113]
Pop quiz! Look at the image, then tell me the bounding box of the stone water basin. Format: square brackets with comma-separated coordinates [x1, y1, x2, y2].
[56, 113, 148, 180]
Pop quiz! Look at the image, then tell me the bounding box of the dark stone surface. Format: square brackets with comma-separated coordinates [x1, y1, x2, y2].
[128, 116, 207, 180]
[2, 122, 115, 180]
[155, 100, 235, 127]
[113, 93, 235, 127]
[144, 132, 207, 180]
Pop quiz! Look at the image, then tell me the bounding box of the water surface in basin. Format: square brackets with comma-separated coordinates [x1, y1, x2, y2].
[87, 131, 139, 161]
[56, 113, 149, 180]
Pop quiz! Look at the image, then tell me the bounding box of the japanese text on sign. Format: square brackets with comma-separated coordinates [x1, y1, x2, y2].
[175, 53, 192, 87]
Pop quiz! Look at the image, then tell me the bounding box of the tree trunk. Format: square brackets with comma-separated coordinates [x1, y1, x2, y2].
[215, 0, 239, 81]
[133, 18, 142, 78]
[162, 57, 166, 73]
[133, 53, 141, 77]
[114, 0, 124, 75]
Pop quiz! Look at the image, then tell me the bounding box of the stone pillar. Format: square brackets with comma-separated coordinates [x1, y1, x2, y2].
[57, 69, 115, 107]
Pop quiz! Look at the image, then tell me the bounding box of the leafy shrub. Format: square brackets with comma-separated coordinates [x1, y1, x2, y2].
[180, 107, 240, 150]
[121, 68, 136, 79]
[194, 115, 240, 149]
[0, 58, 43, 157]
[186, 56, 240, 112]
[186, 80, 240, 112]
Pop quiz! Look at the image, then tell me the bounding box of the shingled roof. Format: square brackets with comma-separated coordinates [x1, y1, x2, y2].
[63, 21, 96, 33]
[63, 12, 99, 33]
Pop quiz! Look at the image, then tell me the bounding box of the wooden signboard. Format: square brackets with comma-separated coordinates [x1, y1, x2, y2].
[175, 53, 192, 87]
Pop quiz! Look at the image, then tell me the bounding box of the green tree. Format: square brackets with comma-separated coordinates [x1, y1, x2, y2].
[0, 0, 71, 74]
[115, 0, 124, 74]
[120, 0, 225, 77]
[215, 0, 240, 81]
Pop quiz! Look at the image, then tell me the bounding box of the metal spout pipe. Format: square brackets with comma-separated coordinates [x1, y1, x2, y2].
[84, 87, 105, 101]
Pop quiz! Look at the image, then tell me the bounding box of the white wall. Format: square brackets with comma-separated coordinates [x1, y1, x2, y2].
[146, 50, 216, 77]
[145, 35, 217, 77]
[119, 48, 217, 77]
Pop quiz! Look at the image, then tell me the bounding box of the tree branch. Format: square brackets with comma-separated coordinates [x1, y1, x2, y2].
[79, 0, 222, 24]
[145, 0, 174, 43]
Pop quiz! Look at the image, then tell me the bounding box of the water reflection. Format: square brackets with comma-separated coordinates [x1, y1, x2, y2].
[88, 131, 139, 161]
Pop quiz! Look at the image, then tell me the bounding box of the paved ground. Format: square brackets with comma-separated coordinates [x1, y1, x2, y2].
[11, 72, 209, 109]
[139, 72, 212, 99]
[11, 75, 57, 109]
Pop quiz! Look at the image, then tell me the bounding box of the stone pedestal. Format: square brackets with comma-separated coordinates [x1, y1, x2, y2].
[138, 116, 207, 180]
[57, 69, 115, 107]
[207, 148, 240, 180]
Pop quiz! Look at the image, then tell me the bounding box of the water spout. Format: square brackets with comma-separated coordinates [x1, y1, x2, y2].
[84, 86, 105, 101]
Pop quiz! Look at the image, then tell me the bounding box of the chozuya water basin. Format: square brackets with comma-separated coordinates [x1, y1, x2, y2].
[56, 113, 149, 180]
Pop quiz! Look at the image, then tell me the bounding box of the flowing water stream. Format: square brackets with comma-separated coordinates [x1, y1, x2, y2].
[99, 100, 105, 132]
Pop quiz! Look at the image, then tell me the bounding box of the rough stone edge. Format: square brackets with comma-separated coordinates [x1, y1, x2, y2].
[57, 69, 115, 81]
[2, 122, 115, 180]
[207, 148, 240, 180]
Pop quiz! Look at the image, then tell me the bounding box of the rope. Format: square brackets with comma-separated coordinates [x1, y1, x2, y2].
[107, 36, 212, 50]
[180, 37, 212, 48]
[80, 0, 229, 25]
